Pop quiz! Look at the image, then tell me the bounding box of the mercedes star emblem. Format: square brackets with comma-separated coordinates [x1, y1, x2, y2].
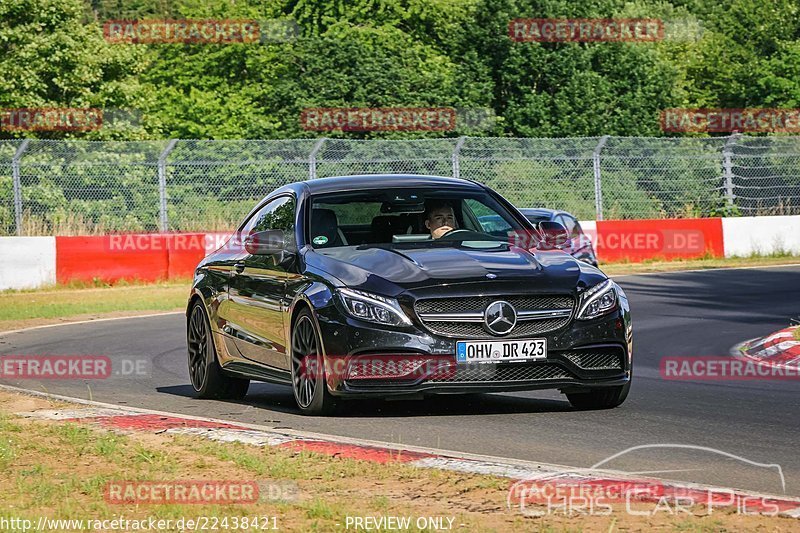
[484, 300, 517, 335]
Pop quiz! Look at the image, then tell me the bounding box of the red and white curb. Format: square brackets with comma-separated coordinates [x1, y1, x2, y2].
[5, 384, 800, 518]
[733, 325, 800, 369]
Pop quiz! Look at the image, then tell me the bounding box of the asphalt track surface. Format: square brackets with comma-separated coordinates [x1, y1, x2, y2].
[2, 266, 799, 496]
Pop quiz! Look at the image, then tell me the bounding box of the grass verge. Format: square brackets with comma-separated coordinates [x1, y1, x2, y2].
[601, 255, 800, 276]
[0, 281, 189, 332]
[0, 390, 794, 532]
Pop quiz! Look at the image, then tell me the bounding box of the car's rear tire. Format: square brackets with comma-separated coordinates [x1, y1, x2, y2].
[291, 309, 337, 416]
[187, 301, 249, 400]
[566, 378, 631, 410]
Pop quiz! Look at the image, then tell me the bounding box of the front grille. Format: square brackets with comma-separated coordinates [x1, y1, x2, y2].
[415, 295, 573, 315]
[426, 363, 571, 383]
[561, 347, 623, 370]
[415, 294, 574, 339]
[422, 318, 569, 339]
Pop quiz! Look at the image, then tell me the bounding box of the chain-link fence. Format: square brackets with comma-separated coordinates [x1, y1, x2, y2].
[2, 135, 800, 235]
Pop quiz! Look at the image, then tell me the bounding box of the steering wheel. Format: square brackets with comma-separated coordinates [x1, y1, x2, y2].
[438, 228, 498, 242]
[440, 228, 471, 239]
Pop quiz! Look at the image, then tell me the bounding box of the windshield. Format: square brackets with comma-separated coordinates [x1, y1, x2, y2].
[308, 188, 533, 249]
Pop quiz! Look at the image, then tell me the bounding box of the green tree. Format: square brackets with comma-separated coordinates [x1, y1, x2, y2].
[456, 0, 678, 137]
[0, 0, 148, 139]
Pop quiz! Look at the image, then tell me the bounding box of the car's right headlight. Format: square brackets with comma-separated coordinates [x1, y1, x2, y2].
[337, 288, 412, 326]
[576, 279, 619, 320]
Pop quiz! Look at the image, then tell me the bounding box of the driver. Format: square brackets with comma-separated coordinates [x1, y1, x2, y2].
[424, 201, 458, 239]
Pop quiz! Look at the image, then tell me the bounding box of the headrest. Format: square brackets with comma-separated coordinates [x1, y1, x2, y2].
[310, 208, 340, 247]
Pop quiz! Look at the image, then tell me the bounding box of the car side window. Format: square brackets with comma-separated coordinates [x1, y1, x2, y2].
[241, 196, 296, 248]
[565, 215, 582, 238]
[570, 216, 585, 238]
[557, 214, 577, 238]
[465, 199, 512, 236]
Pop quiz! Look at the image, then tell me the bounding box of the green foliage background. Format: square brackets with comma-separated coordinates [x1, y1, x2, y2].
[1, 0, 799, 232]
[4, 0, 799, 140]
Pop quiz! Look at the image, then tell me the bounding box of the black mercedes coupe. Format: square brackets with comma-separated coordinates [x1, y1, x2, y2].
[186, 175, 632, 415]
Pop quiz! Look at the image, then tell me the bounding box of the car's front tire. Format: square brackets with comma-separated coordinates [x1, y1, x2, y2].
[290, 308, 337, 416]
[566, 378, 631, 410]
[187, 301, 249, 400]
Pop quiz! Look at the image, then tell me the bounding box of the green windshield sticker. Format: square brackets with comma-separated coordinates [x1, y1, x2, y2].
[312, 235, 328, 245]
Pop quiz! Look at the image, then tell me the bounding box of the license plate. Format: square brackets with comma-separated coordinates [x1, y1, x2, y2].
[456, 338, 547, 364]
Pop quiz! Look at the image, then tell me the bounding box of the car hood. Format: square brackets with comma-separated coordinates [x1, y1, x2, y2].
[305, 244, 593, 295]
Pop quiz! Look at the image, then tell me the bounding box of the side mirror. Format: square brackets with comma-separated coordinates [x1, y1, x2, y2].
[537, 221, 572, 250]
[244, 230, 286, 255]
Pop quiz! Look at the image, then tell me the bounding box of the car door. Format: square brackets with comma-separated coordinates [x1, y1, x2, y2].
[225, 195, 296, 371]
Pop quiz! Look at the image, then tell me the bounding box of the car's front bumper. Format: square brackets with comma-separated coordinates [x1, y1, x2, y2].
[315, 303, 632, 398]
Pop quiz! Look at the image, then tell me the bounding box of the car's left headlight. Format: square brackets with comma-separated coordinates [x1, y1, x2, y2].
[576, 279, 619, 320]
[337, 288, 412, 326]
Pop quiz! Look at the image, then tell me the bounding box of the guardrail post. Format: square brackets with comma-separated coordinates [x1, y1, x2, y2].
[723, 133, 741, 208]
[11, 139, 30, 236]
[452, 136, 467, 179]
[308, 137, 327, 180]
[157, 139, 178, 232]
[592, 135, 609, 221]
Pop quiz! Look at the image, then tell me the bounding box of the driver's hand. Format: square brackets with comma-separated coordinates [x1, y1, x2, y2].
[431, 226, 453, 239]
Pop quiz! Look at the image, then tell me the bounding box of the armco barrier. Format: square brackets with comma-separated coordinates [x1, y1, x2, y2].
[0, 217, 798, 290]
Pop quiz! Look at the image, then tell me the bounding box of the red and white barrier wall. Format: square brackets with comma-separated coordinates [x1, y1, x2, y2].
[582, 215, 800, 262]
[720, 216, 800, 258]
[0, 237, 57, 290]
[583, 218, 725, 262]
[56, 234, 208, 284]
[1, 217, 798, 290]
